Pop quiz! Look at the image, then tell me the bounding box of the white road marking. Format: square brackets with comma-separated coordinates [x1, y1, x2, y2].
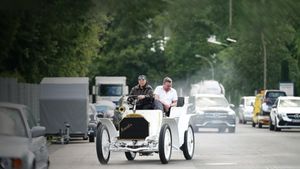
[205, 162, 237, 166]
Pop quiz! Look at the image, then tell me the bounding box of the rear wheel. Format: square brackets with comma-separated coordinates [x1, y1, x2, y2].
[182, 125, 195, 160]
[159, 124, 172, 164]
[96, 124, 111, 164]
[125, 152, 136, 161]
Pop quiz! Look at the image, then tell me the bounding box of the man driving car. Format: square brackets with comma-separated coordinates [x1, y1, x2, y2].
[129, 75, 154, 109]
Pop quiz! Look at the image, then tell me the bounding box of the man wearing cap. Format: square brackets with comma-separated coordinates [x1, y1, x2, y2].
[129, 75, 154, 109]
[154, 77, 178, 116]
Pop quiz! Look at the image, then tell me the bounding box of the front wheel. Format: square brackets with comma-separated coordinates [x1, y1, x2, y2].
[159, 124, 172, 164]
[125, 152, 136, 161]
[228, 127, 236, 133]
[269, 117, 274, 131]
[218, 127, 226, 133]
[252, 121, 256, 128]
[96, 124, 111, 164]
[182, 125, 195, 160]
[274, 118, 281, 132]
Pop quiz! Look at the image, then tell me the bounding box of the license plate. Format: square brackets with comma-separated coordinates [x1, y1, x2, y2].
[292, 119, 300, 123]
[211, 120, 223, 124]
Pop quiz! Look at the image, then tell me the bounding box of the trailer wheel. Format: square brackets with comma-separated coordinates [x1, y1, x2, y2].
[96, 124, 110, 164]
[125, 152, 136, 161]
[159, 124, 172, 164]
[182, 125, 195, 160]
[89, 133, 95, 143]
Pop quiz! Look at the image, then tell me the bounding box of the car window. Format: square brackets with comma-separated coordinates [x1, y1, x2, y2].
[240, 98, 244, 105]
[0, 107, 28, 137]
[24, 107, 37, 128]
[196, 97, 229, 107]
[279, 99, 300, 107]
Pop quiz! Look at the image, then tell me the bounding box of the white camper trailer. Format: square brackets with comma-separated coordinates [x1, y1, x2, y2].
[190, 80, 225, 96]
[40, 77, 90, 142]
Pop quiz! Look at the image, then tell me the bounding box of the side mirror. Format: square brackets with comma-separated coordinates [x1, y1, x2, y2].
[230, 104, 235, 108]
[31, 126, 46, 138]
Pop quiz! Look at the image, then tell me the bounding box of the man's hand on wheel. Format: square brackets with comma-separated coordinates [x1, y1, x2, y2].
[138, 95, 145, 100]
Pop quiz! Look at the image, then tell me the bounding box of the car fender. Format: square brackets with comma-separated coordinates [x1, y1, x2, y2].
[98, 118, 119, 140]
[162, 118, 180, 149]
[178, 114, 195, 145]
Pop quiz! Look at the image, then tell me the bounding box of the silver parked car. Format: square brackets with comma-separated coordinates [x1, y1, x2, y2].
[0, 102, 49, 169]
[238, 96, 255, 124]
[191, 94, 236, 133]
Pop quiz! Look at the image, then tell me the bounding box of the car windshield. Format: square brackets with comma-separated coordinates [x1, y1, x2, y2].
[245, 98, 255, 106]
[279, 99, 300, 107]
[196, 96, 229, 107]
[99, 84, 123, 96]
[0, 107, 27, 137]
[266, 92, 286, 98]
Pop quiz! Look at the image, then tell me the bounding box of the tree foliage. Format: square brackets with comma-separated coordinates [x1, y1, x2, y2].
[1, 0, 300, 105]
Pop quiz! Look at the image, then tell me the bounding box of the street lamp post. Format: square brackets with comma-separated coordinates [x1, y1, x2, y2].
[195, 54, 214, 80]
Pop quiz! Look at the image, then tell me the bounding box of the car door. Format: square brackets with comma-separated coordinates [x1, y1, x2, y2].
[24, 108, 49, 168]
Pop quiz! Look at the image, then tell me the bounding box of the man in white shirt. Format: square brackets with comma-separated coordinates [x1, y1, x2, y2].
[154, 77, 178, 116]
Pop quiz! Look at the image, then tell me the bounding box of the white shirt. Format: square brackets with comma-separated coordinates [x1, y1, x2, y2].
[154, 85, 178, 105]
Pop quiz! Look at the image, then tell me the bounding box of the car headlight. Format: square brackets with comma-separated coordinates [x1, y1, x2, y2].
[228, 110, 235, 116]
[196, 111, 204, 116]
[0, 158, 22, 169]
[278, 113, 287, 119]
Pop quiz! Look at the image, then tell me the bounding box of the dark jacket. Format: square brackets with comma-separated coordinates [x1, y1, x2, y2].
[129, 83, 154, 106]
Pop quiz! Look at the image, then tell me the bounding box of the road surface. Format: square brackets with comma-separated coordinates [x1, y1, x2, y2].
[49, 124, 300, 169]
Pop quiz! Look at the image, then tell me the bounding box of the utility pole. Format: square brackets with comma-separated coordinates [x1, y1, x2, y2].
[261, 32, 267, 89]
[229, 0, 232, 32]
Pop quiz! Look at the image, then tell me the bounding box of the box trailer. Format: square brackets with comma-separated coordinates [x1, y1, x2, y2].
[40, 77, 90, 141]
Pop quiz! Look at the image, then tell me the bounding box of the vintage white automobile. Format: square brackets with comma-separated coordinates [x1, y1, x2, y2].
[95, 96, 196, 164]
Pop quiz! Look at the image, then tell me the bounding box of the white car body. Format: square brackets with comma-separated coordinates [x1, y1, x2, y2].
[270, 96, 300, 130]
[0, 102, 49, 169]
[238, 96, 255, 124]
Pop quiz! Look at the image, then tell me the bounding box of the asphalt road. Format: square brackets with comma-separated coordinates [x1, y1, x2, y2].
[48, 124, 300, 169]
